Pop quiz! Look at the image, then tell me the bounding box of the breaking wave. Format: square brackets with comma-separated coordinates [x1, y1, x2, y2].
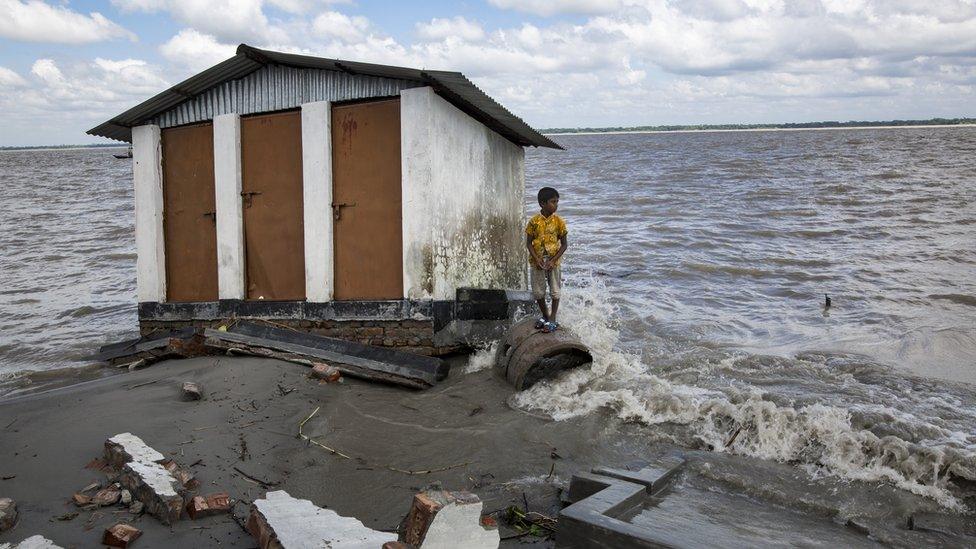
[509, 277, 976, 510]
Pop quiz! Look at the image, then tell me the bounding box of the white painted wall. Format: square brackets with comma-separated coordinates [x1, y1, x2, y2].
[132, 124, 166, 302]
[301, 101, 334, 302]
[400, 87, 527, 300]
[213, 114, 245, 300]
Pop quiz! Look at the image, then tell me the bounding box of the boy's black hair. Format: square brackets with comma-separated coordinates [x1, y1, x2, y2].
[537, 187, 559, 206]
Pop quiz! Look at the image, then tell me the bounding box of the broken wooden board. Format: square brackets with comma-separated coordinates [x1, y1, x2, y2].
[93, 328, 205, 367]
[203, 322, 446, 389]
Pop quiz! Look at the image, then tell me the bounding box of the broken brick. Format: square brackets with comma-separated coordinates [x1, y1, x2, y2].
[181, 382, 203, 401]
[103, 523, 142, 548]
[91, 487, 121, 506]
[72, 493, 92, 507]
[186, 493, 232, 519]
[310, 363, 341, 383]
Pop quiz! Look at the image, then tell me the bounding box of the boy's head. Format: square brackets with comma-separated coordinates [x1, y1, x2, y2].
[537, 187, 559, 215]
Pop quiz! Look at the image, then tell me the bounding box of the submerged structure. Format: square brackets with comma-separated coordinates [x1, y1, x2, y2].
[89, 44, 561, 354]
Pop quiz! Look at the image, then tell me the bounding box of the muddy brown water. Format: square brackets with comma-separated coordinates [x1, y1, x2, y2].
[1, 127, 975, 539]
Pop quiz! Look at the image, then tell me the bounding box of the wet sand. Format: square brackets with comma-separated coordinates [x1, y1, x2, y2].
[0, 355, 670, 547]
[1, 355, 971, 548]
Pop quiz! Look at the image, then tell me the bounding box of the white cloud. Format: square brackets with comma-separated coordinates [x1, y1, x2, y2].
[416, 17, 486, 42]
[488, 0, 623, 17]
[160, 29, 238, 73]
[112, 0, 284, 43]
[0, 66, 28, 88]
[0, 0, 135, 44]
[312, 11, 371, 43]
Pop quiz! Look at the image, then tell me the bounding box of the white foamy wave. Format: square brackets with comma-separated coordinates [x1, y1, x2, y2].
[510, 277, 976, 510]
[465, 341, 499, 373]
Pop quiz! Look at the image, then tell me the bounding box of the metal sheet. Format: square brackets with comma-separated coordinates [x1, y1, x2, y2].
[241, 110, 306, 301]
[332, 98, 404, 300]
[87, 44, 561, 150]
[161, 122, 218, 302]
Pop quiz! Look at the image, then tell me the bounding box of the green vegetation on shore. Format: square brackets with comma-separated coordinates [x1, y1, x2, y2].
[541, 117, 976, 134]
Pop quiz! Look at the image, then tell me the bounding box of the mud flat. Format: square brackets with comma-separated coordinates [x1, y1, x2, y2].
[0, 356, 972, 547]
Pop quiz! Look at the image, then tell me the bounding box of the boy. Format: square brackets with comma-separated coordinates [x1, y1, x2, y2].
[526, 187, 568, 333]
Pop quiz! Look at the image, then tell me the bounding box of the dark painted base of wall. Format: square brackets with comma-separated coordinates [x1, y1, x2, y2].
[138, 289, 534, 356]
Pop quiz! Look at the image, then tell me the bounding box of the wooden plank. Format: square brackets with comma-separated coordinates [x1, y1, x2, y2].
[202, 328, 439, 389]
[228, 322, 445, 377]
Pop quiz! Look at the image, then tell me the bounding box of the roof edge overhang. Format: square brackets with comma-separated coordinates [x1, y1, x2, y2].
[88, 44, 563, 150]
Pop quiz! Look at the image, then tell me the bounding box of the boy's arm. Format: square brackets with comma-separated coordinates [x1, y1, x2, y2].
[526, 234, 544, 269]
[551, 234, 568, 266]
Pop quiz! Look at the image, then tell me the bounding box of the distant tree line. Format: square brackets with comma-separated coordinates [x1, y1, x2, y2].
[0, 143, 123, 151]
[542, 117, 976, 134]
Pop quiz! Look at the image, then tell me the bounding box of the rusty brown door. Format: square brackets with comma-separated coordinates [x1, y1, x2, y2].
[241, 110, 306, 301]
[332, 98, 403, 300]
[161, 122, 218, 302]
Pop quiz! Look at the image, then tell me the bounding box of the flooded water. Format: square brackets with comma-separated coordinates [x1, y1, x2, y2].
[1, 127, 975, 512]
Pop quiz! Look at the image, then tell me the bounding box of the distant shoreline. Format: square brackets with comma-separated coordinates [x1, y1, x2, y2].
[545, 123, 976, 137]
[0, 144, 125, 152]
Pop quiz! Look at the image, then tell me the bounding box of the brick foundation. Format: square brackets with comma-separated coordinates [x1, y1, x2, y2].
[139, 319, 464, 356]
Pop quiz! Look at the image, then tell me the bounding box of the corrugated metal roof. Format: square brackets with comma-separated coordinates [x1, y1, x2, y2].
[87, 44, 562, 149]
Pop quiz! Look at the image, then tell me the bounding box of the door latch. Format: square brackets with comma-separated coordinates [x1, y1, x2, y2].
[332, 202, 356, 221]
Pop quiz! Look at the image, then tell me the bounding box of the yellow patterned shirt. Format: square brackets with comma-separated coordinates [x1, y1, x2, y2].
[526, 213, 568, 263]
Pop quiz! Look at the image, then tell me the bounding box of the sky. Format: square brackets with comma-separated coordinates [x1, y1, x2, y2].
[0, 0, 975, 146]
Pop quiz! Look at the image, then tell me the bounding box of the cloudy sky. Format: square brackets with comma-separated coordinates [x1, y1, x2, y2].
[1, 0, 974, 146]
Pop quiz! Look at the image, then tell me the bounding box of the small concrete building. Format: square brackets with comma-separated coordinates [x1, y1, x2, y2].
[89, 44, 561, 354]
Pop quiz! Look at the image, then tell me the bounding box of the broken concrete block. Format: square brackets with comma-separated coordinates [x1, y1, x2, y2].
[120, 489, 132, 505]
[187, 493, 232, 519]
[119, 461, 184, 525]
[0, 535, 64, 548]
[401, 491, 498, 549]
[91, 487, 121, 506]
[310, 363, 341, 383]
[129, 502, 144, 515]
[181, 382, 203, 400]
[0, 498, 17, 532]
[104, 433, 167, 469]
[247, 490, 396, 548]
[102, 524, 142, 548]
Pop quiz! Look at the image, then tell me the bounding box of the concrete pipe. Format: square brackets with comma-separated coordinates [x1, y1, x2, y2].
[494, 318, 593, 390]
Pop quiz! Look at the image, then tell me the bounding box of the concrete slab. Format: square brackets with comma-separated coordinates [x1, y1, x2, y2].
[0, 535, 63, 549]
[247, 490, 396, 549]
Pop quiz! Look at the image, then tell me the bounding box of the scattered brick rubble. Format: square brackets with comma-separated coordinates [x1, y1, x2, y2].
[246, 490, 397, 548]
[186, 493, 232, 519]
[400, 491, 499, 548]
[103, 433, 194, 525]
[102, 524, 142, 548]
[310, 363, 342, 383]
[0, 535, 63, 549]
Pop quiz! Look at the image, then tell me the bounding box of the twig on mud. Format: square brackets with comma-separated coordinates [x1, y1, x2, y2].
[385, 462, 470, 475]
[232, 466, 278, 487]
[546, 463, 555, 481]
[298, 407, 470, 474]
[127, 379, 161, 390]
[298, 407, 354, 460]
